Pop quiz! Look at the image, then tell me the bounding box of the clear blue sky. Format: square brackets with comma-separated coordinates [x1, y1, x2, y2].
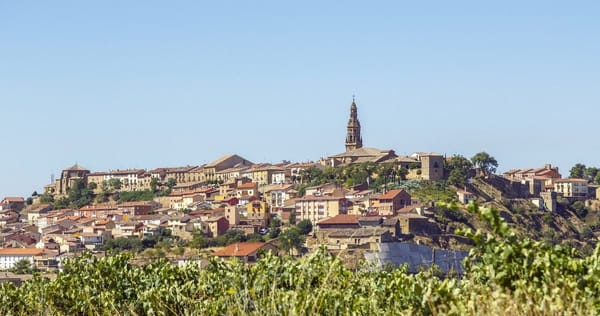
[1, 1, 599, 197]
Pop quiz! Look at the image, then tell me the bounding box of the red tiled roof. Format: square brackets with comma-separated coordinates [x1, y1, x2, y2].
[2, 197, 24, 203]
[237, 182, 257, 189]
[0, 248, 44, 256]
[213, 242, 266, 257]
[376, 189, 407, 200]
[317, 214, 360, 226]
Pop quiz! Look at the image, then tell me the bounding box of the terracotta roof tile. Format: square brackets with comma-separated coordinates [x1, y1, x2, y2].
[0, 248, 44, 256]
[213, 242, 266, 257]
[375, 189, 407, 200]
[237, 182, 257, 189]
[317, 214, 360, 225]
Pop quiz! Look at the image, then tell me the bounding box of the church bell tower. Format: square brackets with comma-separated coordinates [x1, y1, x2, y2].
[345, 97, 363, 152]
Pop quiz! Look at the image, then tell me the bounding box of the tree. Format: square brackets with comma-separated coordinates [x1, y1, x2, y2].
[279, 227, 305, 255]
[39, 193, 54, 204]
[584, 167, 599, 182]
[31, 191, 38, 197]
[150, 177, 160, 193]
[108, 178, 122, 191]
[445, 155, 473, 186]
[102, 237, 144, 253]
[268, 227, 281, 239]
[471, 152, 498, 176]
[246, 233, 265, 242]
[26, 197, 33, 205]
[288, 212, 297, 225]
[296, 219, 313, 235]
[166, 178, 177, 190]
[569, 163, 586, 178]
[10, 259, 34, 274]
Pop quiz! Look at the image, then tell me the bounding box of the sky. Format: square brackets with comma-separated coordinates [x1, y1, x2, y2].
[1, 1, 599, 197]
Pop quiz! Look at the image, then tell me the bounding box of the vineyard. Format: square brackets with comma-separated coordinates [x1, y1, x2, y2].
[1, 203, 599, 315]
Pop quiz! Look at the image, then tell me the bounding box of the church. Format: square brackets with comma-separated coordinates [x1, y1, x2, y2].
[326, 97, 398, 167]
[325, 98, 445, 181]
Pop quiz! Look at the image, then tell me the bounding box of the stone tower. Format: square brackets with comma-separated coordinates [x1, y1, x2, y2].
[345, 97, 363, 152]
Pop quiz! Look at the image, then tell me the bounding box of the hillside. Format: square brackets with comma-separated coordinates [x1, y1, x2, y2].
[405, 178, 598, 254]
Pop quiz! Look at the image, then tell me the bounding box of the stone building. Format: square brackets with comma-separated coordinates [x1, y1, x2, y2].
[345, 97, 363, 152]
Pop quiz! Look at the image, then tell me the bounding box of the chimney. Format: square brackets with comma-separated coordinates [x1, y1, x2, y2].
[544, 164, 552, 170]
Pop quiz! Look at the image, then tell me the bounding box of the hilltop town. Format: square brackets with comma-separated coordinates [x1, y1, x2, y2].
[1, 99, 600, 274]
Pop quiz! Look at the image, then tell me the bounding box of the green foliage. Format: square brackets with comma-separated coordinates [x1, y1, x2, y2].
[5, 202, 600, 315]
[471, 151, 498, 176]
[102, 237, 144, 253]
[445, 154, 473, 186]
[117, 190, 154, 203]
[435, 203, 469, 223]
[9, 259, 35, 274]
[295, 162, 406, 193]
[268, 227, 281, 239]
[296, 219, 313, 235]
[66, 179, 96, 208]
[246, 233, 265, 242]
[542, 212, 553, 225]
[39, 193, 54, 203]
[407, 181, 456, 204]
[149, 177, 160, 193]
[570, 163, 586, 179]
[279, 227, 305, 254]
[108, 178, 122, 190]
[188, 229, 208, 249]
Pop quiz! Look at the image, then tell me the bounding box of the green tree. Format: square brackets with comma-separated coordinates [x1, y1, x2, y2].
[569, 163, 586, 178]
[279, 227, 305, 255]
[445, 155, 473, 186]
[39, 193, 54, 203]
[166, 178, 177, 190]
[26, 197, 33, 205]
[150, 177, 160, 193]
[584, 167, 599, 182]
[189, 229, 209, 249]
[246, 233, 265, 242]
[296, 219, 313, 235]
[10, 259, 34, 274]
[102, 237, 144, 253]
[108, 178, 122, 191]
[447, 169, 468, 187]
[268, 227, 281, 239]
[471, 152, 498, 176]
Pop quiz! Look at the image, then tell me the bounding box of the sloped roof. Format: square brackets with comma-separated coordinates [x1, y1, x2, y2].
[65, 164, 88, 171]
[2, 197, 24, 203]
[375, 189, 408, 200]
[206, 154, 252, 168]
[330, 147, 395, 158]
[237, 182, 257, 189]
[0, 248, 44, 256]
[317, 214, 360, 226]
[213, 242, 266, 257]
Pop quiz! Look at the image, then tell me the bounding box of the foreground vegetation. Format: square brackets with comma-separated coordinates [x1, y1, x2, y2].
[1, 203, 599, 315]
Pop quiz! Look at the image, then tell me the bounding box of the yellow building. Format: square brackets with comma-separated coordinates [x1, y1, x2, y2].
[294, 196, 350, 223]
[554, 178, 588, 198]
[246, 200, 269, 227]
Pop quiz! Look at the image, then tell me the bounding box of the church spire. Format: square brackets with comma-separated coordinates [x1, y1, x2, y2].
[345, 96, 363, 152]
